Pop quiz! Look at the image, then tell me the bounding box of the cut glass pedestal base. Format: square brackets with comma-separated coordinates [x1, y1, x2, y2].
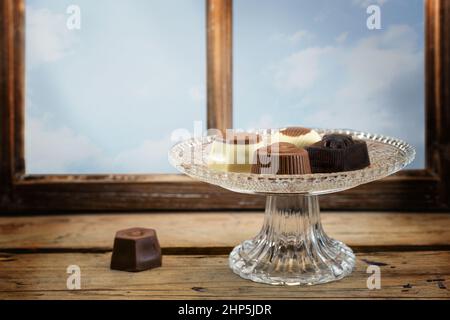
[229, 195, 355, 286]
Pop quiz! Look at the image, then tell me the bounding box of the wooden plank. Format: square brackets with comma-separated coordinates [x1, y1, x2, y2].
[12, 0, 25, 175]
[0, 213, 449, 251]
[0, 251, 448, 299]
[426, 0, 450, 208]
[0, 0, 15, 204]
[2, 171, 443, 212]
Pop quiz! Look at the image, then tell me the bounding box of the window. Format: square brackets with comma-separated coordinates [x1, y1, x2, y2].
[25, 0, 206, 174]
[0, 0, 448, 212]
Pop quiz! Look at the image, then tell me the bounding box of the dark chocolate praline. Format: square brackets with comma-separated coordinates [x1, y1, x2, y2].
[306, 134, 370, 173]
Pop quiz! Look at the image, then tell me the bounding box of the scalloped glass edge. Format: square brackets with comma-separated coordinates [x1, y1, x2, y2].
[169, 128, 416, 195]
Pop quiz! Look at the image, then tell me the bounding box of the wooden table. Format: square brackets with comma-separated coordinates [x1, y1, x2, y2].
[0, 212, 449, 299]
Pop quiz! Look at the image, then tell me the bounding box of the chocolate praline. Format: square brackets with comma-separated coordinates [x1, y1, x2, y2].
[306, 134, 370, 173]
[251, 142, 312, 175]
[271, 127, 322, 149]
[110, 228, 162, 272]
[207, 132, 262, 173]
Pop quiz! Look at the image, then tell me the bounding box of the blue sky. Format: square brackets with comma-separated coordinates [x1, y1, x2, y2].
[26, 0, 424, 173]
[26, 0, 205, 173]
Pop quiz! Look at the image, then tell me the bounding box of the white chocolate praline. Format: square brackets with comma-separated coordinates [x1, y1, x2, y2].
[207, 137, 263, 173]
[271, 128, 321, 148]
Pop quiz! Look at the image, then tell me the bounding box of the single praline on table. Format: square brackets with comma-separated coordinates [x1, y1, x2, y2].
[110, 228, 162, 272]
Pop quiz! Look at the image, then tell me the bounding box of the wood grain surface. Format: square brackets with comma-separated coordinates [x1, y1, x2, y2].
[0, 212, 449, 299]
[0, 212, 449, 252]
[0, 251, 448, 299]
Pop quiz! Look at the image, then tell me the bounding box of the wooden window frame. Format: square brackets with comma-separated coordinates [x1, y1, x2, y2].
[0, 0, 449, 213]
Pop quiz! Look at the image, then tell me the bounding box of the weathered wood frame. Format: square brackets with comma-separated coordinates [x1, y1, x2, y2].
[0, 0, 449, 213]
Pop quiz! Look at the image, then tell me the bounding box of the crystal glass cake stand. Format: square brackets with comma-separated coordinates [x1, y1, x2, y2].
[169, 129, 415, 286]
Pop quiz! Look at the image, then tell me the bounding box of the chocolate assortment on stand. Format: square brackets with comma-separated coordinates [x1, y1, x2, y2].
[207, 127, 371, 175]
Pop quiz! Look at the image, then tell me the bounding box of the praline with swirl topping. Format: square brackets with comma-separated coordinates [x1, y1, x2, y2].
[306, 134, 370, 173]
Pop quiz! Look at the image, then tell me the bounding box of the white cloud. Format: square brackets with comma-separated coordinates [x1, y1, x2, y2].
[270, 29, 314, 45]
[26, 114, 174, 174]
[26, 6, 76, 67]
[272, 25, 423, 140]
[112, 138, 173, 173]
[274, 46, 336, 91]
[338, 25, 421, 100]
[335, 32, 349, 44]
[25, 115, 107, 174]
[288, 30, 314, 43]
[352, 0, 388, 8]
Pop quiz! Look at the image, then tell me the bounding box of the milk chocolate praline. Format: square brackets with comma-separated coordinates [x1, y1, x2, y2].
[110, 228, 162, 272]
[251, 142, 312, 175]
[306, 134, 370, 173]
